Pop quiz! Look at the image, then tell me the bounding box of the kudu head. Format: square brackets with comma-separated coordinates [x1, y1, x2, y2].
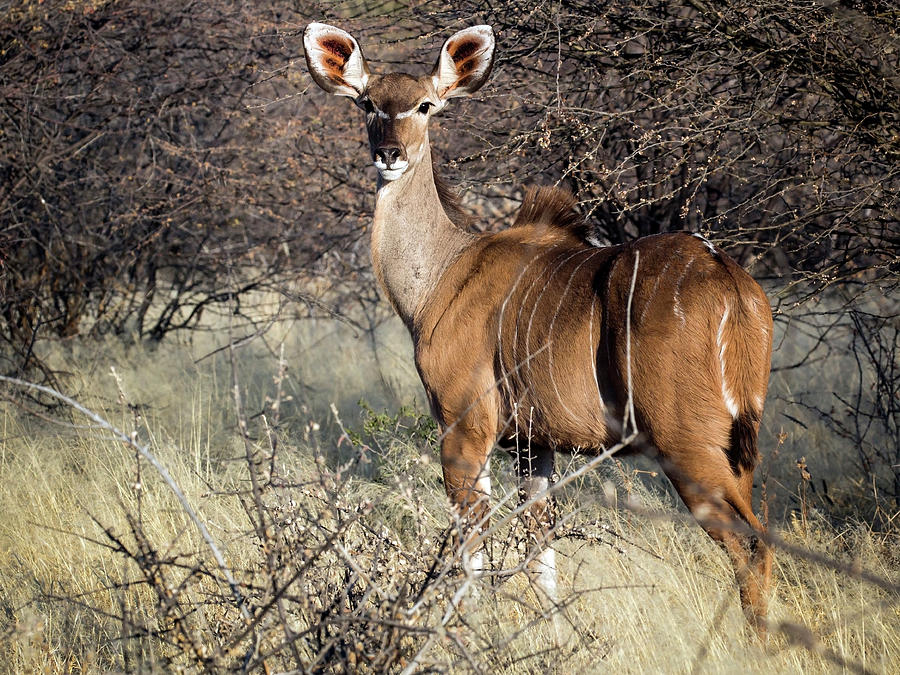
[304, 23, 495, 183]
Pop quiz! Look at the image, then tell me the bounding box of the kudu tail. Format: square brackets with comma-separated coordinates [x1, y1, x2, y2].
[729, 410, 762, 474]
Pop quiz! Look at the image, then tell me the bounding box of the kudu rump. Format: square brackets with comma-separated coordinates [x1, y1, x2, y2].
[305, 23, 774, 633]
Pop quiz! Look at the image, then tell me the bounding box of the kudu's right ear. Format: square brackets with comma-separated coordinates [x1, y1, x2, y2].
[304, 23, 369, 98]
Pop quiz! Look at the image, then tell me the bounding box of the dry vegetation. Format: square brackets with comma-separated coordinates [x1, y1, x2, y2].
[0, 296, 897, 673]
[1, 0, 898, 672]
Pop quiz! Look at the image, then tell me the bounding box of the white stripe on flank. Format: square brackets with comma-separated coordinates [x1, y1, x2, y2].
[513, 249, 573, 392]
[672, 256, 695, 327]
[514, 250, 569, 350]
[498, 246, 562, 391]
[716, 301, 740, 419]
[588, 292, 607, 416]
[523, 249, 586, 384]
[546, 248, 602, 426]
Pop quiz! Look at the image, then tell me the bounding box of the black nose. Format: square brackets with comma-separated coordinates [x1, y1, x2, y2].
[375, 146, 402, 166]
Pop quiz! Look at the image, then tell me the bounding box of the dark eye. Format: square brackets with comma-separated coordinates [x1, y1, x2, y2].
[418, 101, 433, 115]
[361, 99, 375, 114]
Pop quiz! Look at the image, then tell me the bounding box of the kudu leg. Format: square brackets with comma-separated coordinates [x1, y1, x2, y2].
[440, 425, 494, 575]
[666, 457, 772, 637]
[515, 446, 558, 602]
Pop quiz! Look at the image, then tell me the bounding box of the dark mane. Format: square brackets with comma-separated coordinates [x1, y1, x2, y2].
[433, 166, 472, 229]
[513, 185, 591, 242]
[432, 175, 592, 243]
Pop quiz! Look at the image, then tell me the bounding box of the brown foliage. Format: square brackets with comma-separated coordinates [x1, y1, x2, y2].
[0, 0, 372, 378]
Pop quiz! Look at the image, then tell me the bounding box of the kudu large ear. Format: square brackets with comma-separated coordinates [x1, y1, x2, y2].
[304, 22, 369, 98]
[431, 25, 495, 104]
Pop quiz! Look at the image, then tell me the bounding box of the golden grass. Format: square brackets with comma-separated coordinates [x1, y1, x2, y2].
[0, 309, 897, 672]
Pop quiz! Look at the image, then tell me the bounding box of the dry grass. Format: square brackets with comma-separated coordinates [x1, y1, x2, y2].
[0, 302, 897, 673]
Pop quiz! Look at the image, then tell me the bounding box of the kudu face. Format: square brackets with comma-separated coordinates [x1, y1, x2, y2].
[304, 23, 496, 182]
[357, 74, 436, 181]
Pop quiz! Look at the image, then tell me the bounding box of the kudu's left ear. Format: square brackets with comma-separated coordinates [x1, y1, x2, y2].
[431, 25, 495, 104]
[304, 22, 369, 98]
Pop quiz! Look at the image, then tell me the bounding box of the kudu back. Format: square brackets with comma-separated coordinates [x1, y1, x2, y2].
[305, 22, 774, 635]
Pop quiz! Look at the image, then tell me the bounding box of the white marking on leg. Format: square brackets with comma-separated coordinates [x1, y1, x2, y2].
[534, 547, 557, 602]
[475, 474, 491, 498]
[465, 548, 487, 577]
[716, 301, 740, 419]
[523, 474, 549, 496]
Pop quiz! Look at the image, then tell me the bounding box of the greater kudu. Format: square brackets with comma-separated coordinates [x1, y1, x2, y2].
[304, 22, 774, 634]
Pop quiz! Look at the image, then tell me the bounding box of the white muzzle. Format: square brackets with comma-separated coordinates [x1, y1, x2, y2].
[374, 159, 408, 181]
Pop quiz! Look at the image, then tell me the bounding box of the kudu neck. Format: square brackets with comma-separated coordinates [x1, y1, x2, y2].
[372, 142, 475, 328]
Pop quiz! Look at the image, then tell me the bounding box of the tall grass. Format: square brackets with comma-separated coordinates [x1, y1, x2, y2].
[0, 296, 897, 672]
